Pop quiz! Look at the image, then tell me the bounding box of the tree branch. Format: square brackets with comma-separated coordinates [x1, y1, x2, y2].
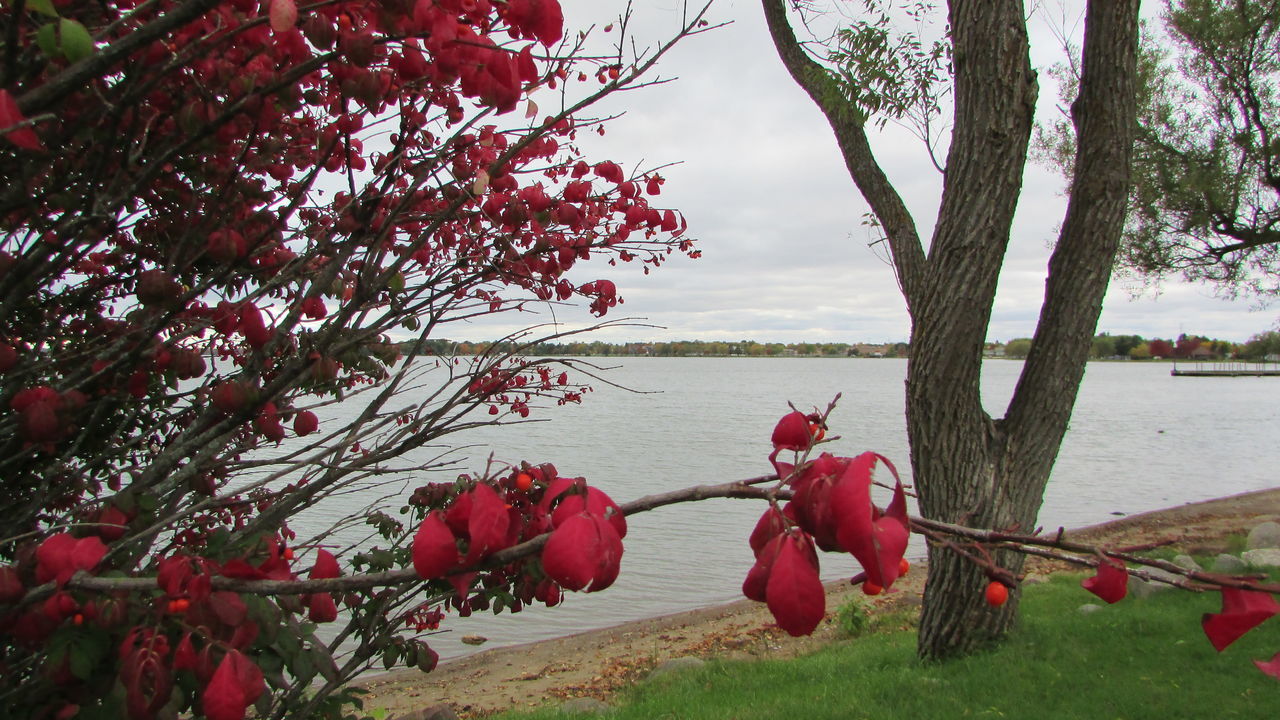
[759, 0, 928, 309]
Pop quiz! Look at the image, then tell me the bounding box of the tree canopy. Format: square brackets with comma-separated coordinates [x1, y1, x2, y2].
[1039, 0, 1280, 298]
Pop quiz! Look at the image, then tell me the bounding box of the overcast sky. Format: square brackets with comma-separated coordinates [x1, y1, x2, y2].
[452, 0, 1277, 345]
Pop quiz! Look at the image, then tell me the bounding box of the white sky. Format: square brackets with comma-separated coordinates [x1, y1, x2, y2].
[450, 0, 1277, 345]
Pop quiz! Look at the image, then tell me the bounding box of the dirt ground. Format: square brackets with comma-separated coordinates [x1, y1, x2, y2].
[357, 487, 1280, 718]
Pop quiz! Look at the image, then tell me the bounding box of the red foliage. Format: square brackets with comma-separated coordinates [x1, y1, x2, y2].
[1081, 559, 1129, 604]
[203, 650, 265, 720]
[1202, 587, 1280, 652]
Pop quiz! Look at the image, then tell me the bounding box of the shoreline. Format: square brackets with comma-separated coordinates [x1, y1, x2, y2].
[358, 486, 1280, 718]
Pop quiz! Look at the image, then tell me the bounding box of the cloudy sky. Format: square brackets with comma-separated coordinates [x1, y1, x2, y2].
[455, 0, 1277, 345]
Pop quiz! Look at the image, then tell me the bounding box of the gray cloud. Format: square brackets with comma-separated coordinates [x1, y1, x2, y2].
[461, 1, 1274, 344]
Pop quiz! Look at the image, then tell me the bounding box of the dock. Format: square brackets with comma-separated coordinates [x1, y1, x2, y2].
[1170, 364, 1280, 377]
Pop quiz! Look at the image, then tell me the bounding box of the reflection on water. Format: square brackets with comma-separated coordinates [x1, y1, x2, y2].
[298, 358, 1280, 661]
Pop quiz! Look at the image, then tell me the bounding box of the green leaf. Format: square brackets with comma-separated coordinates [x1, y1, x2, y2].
[59, 18, 94, 63]
[68, 644, 95, 680]
[27, 0, 58, 17]
[36, 23, 57, 56]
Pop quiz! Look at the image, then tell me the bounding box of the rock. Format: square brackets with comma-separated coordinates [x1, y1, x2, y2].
[1129, 567, 1179, 598]
[1247, 521, 1280, 550]
[460, 634, 487, 646]
[1242, 548, 1280, 568]
[1078, 603, 1104, 614]
[1212, 553, 1247, 574]
[1172, 555, 1202, 572]
[647, 656, 706, 680]
[559, 697, 611, 715]
[392, 704, 459, 720]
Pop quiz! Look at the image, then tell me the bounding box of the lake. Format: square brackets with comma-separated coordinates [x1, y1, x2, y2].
[302, 357, 1280, 660]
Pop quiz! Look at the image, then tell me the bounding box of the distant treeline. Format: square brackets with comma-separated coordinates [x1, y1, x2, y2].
[999, 331, 1280, 361]
[405, 339, 910, 358]
[403, 330, 1280, 361]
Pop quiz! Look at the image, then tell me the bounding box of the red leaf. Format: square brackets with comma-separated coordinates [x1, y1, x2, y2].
[412, 511, 459, 579]
[293, 410, 318, 436]
[36, 533, 106, 586]
[207, 592, 248, 627]
[203, 650, 264, 720]
[748, 506, 788, 558]
[551, 485, 627, 539]
[465, 483, 510, 562]
[1254, 650, 1280, 680]
[589, 516, 624, 592]
[308, 593, 338, 623]
[743, 534, 784, 602]
[531, 0, 564, 47]
[541, 513, 623, 593]
[0, 89, 43, 150]
[0, 565, 24, 603]
[238, 304, 272, 348]
[765, 533, 824, 636]
[1081, 559, 1128, 603]
[541, 513, 598, 592]
[309, 549, 340, 579]
[1202, 587, 1280, 651]
[174, 633, 197, 671]
[770, 411, 811, 451]
[832, 453, 908, 589]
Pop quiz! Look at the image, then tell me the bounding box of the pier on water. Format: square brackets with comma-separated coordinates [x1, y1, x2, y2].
[1170, 361, 1280, 377]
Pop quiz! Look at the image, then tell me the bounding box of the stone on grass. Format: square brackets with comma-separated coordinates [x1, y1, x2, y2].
[559, 697, 611, 715]
[1247, 521, 1280, 550]
[1128, 567, 1180, 599]
[1212, 553, 1247, 574]
[1241, 548, 1280, 569]
[392, 704, 459, 720]
[647, 656, 706, 680]
[1078, 603, 1104, 614]
[1172, 555, 1202, 573]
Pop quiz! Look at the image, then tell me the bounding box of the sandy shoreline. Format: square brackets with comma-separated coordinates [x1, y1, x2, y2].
[358, 487, 1280, 718]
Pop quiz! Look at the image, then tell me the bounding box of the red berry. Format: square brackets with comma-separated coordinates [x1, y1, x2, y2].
[514, 472, 533, 492]
[862, 581, 883, 596]
[985, 581, 1009, 607]
[898, 558, 910, 576]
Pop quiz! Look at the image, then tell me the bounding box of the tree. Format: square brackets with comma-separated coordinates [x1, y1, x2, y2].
[1004, 338, 1033, 359]
[1111, 333, 1146, 357]
[0, 1, 709, 717]
[763, 0, 1140, 659]
[1090, 333, 1117, 358]
[1040, 0, 1280, 298]
[1243, 330, 1280, 359]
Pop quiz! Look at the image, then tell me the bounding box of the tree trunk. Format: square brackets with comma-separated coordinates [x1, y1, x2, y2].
[762, 0, 1139, 661]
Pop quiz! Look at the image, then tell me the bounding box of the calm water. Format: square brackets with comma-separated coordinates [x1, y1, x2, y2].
[301, 358, 1280, 660]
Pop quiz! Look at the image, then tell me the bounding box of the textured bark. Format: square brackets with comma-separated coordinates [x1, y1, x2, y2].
[763, 0, 1139, 660]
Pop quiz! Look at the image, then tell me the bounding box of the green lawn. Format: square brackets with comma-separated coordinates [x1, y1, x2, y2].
[493, 574, 1279, 720]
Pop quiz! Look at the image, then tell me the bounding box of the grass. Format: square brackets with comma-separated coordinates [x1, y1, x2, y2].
[492, 571, 1280, 720]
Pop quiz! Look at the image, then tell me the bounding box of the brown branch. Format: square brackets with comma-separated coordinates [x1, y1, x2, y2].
[758, 0, 928, 308]
[44, 475, 782, 601]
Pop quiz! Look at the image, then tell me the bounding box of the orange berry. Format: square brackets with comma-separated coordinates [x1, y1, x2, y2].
[514, 472, 533, 492]
[167, 598, 190, 614]
[984, 581, 1009, 607]
[283, 547, 295, 560]
[898, 558, 910, 576]
[862, 581, 883, 596]
[808, 422, 825, 443]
